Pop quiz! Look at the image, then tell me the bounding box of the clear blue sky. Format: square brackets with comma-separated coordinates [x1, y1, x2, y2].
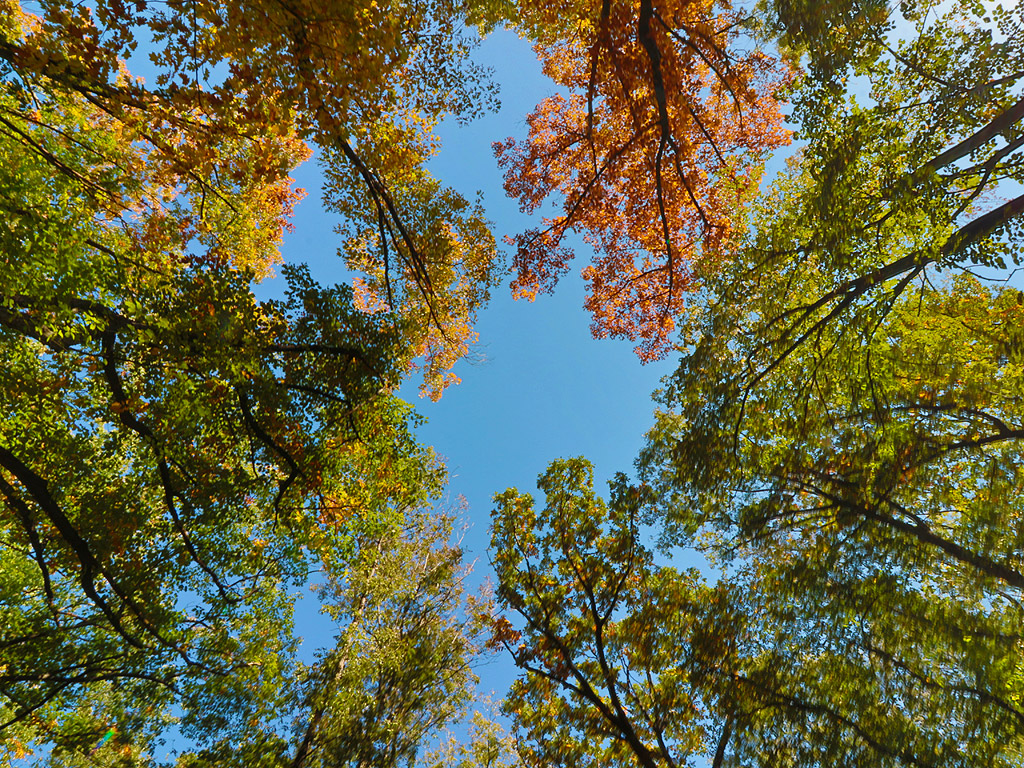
[284, 30, 679, 529]
[279, 28, 681, 699]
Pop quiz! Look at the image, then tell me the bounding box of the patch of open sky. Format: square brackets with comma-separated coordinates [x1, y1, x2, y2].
[392, 28, 711, 562]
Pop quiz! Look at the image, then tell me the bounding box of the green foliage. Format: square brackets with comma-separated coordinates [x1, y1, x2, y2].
[289, 510, 484, 768]
[628, 0, 1024, 764]
[489, 459, 744, 768]
[0, 0, 504, 761]
[422, 706, 525, 768]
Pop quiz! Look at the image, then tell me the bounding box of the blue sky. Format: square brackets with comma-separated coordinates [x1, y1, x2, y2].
[278, 27, 682, 702]
[280, 28, 681, 575]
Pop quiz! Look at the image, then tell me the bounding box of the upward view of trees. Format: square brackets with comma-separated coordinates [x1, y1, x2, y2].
[492, 1, 1024, 766]
[1, 0, 1022, 766]
[495, 0, 792, 359]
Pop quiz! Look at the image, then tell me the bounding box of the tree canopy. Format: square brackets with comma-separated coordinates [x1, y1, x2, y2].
[0, 0, 503, 761]
[496, 0, 792, 359]
[5, 0, 1024, 765]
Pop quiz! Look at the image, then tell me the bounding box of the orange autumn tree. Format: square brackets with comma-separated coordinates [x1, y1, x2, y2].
[496, 0, 791, 359]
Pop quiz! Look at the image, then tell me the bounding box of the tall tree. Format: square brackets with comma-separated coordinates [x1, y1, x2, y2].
[633, 0, 1024, 763]
[488, 459, 746, 768]
[163, 509, 485, 768]
[286, 510, 482, 768]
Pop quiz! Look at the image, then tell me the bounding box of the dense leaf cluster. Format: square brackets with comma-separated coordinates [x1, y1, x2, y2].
[0, 0, 500, 763]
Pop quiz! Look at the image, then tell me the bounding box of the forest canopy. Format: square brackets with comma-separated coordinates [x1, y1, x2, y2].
[2, 0, 1023, 766]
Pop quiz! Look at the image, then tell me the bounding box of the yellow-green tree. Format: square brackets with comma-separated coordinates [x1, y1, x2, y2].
[0, 0, 500, 760]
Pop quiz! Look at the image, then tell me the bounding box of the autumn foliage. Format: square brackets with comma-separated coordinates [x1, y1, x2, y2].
[1, 0, 499, 398]
[497, 0, 791, 359]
